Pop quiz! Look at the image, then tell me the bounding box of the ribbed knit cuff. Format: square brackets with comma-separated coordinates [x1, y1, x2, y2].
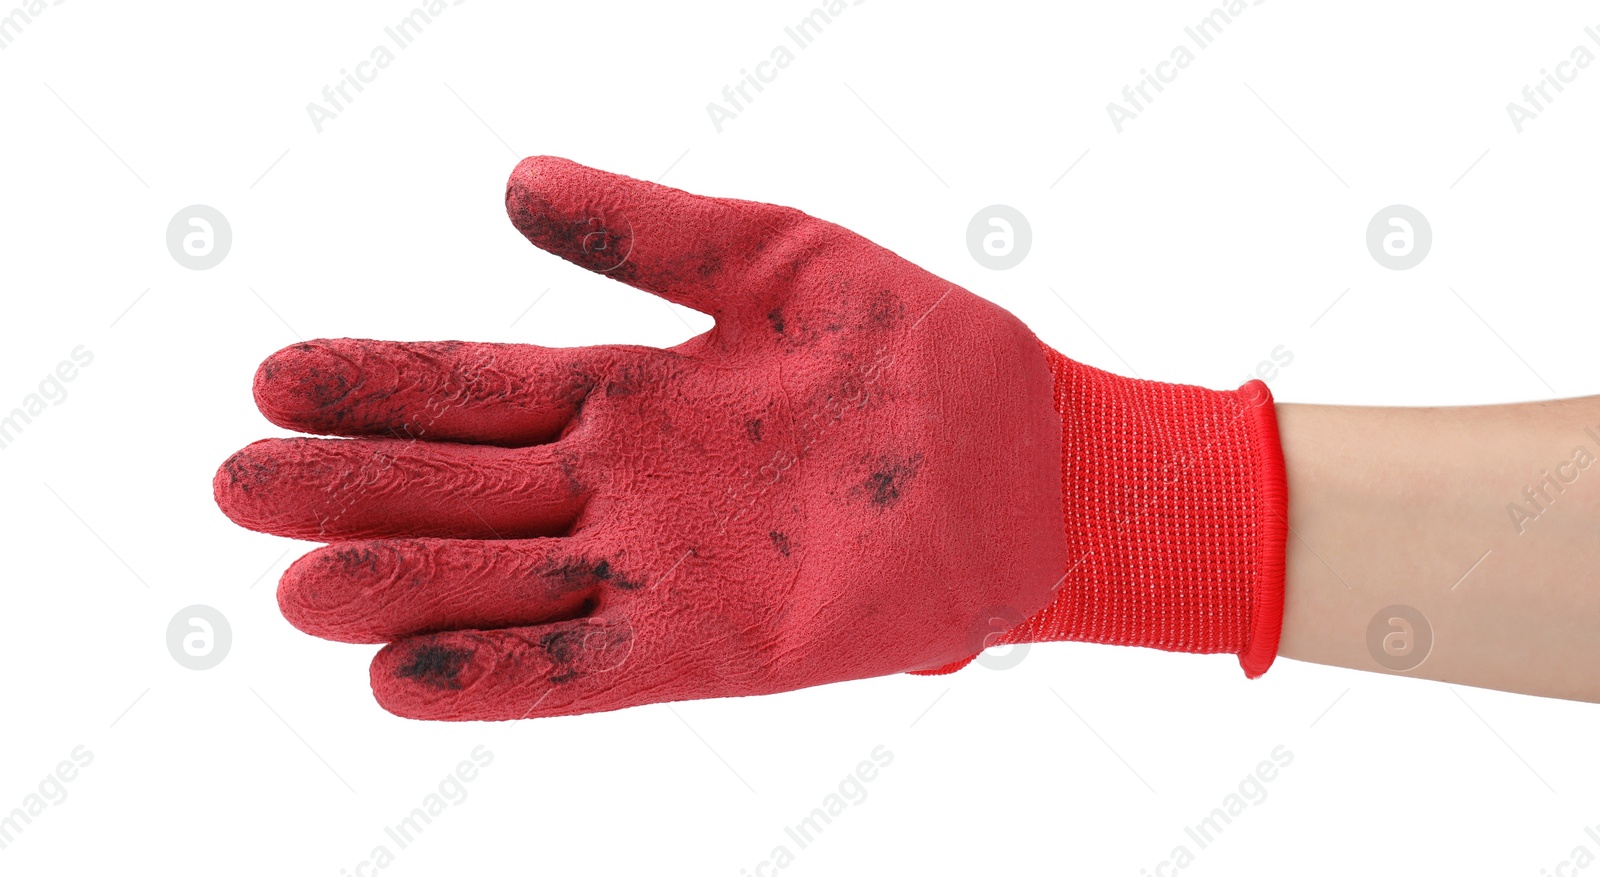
[914, 344, 1288, 678]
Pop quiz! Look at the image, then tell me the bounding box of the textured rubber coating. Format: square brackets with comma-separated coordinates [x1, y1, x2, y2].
[214, 155, 1287, 722]
[216, 156, 1068, 720]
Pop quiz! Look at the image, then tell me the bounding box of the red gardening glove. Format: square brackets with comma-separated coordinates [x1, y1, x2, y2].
[214, 156, 1286, 721]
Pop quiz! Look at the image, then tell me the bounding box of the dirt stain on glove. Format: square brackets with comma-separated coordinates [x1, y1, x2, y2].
[395, 644, 472, 690]
[861, 454, 923, 508]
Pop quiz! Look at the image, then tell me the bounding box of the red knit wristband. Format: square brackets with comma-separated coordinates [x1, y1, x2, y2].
[913, 343, 1289, 678]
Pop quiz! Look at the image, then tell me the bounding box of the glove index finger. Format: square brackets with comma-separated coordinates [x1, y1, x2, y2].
[505, 155, 814, 326]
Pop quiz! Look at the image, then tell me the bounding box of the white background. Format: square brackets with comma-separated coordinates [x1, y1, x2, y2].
[2, 1, 1599, 874]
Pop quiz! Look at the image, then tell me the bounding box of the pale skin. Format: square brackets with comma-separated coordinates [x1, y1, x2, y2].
[1275, 397, 1600, 702]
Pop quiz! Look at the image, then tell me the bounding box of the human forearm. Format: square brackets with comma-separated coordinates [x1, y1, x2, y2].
[1276, 397, 1600, 701]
